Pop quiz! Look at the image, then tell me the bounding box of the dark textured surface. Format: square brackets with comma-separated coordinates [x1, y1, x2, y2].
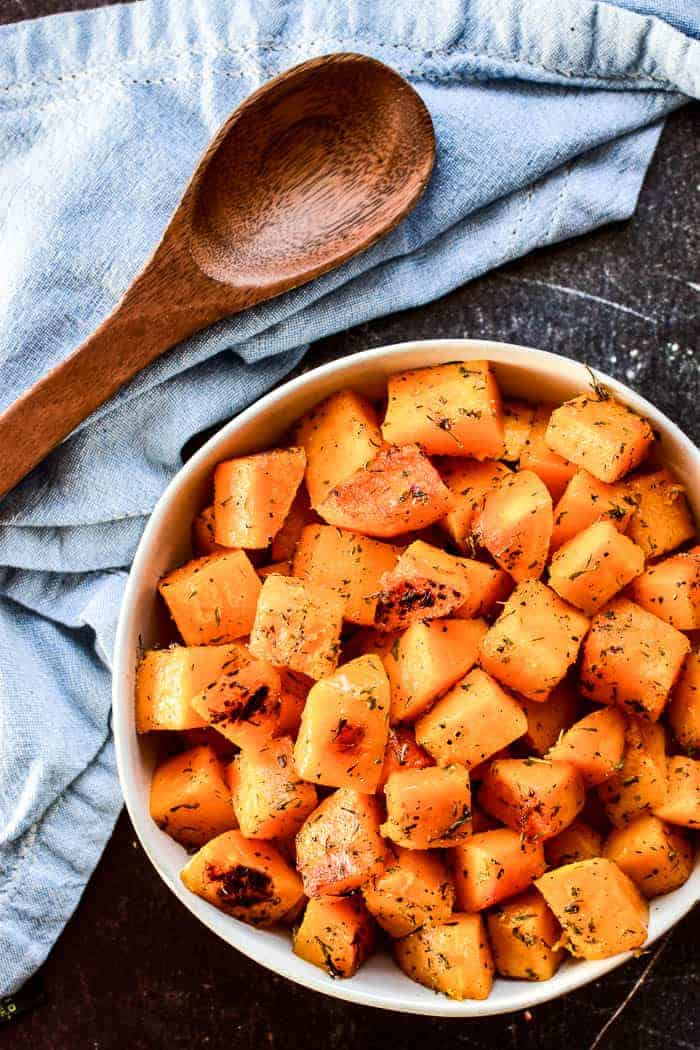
[2, 3, 699, 1049]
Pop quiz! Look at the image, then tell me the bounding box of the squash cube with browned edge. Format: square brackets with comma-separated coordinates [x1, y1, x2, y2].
[551, 469, 636, 552]
[626, 469, 696, 560]
[501, 398, 536, 462]
[381, 765, 472, 849]
[294, 655, 390, 793]
[669, 649, 700, 752]
[249, 573, 345, 680]
[654, 755, 700, 829]
[451, 828, 546, 911]
[293, 896, 375, 978]
[363, 847, 455, 937]
[150, 744, 235, 848]
[295, 788, 386, 897]
[580, 598, 690, 722]
[374, 541, 474, 632]
[231, 736, 317, 840]
[415, 667, 527, 769]
[545, 393, 654, 484]
[629, 546, 700, 631]
[518, 679, 580, 756]
[295, 389, 383, 508]
[381, 361, 504, 459]
[604, 814, 694, 897]
[479, 758, 585, 840]
[474, 470, 553, 582]
[190, 658, 283, 750]
[519, 404, 576, 501]
[316, 443, 454, 539]
[438, 457, 511, 551]
[377, 728, 434, 791]
[135, 643, 248, 733]
[213, 447, 306, 549]
[535, 857, 648, 959]
[547, 707, 626, 787]
[548, 520, 645, 616]
[545, 821, 603, 868]
[292, 524, 400, 626]
[158, 551, 261, 645]
[479, 580, 590, 702]
[394, 913, 494, 1001]
[181, 829, 304, 927]
[597, 720, 667, 828]
[487, 888, 565, 981]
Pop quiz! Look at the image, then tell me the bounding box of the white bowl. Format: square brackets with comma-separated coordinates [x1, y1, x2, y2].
[113, 339, 700, 1017]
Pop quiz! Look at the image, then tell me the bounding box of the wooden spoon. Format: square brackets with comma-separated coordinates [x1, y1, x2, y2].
[0, 53, 435, 499]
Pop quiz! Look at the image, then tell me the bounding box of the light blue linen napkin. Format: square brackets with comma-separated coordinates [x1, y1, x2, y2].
[1, 0, 698, 997]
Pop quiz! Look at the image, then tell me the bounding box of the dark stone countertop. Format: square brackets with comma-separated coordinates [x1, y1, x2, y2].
[2, 4, 698, 1048]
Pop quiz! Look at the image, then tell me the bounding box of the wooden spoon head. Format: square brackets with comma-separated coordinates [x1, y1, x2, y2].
[188, 53, 435, 291]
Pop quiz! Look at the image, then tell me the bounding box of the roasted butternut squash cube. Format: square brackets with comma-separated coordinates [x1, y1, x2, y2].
[452, 559, 514, 618]
[135, 643, 247, 733]
[231, 737, 317, 840]
[551, 469, 636, 552]
[451, 828, 546, 911]
[294, 655, 390, 793]
[518, 679, 580, 755]
[180, 829, 303, 926]
[654, 755, 700, 828]
[316, 444, 453, 538]
[249, 574, 345, 680]
[629, 547, 700, 630]
[668, 649, 700, 752]
[381, 361, 503, 458]
[597, 720, 667, 827]
[374, 541, 473, 631]
[292, 524, 400, 626]
[192, 504, 231, 556]
[277, 669, 311, 736]
[501, 398, 536, 462]
[487, 888, 564, 981]
[545, 820, 603, 868]
[545, 394, 654, 484]
[626, 469, 696, 559]
[548, 521, 645, 615]
[547, 707, 626, 787]
[381, 766, 472, 849]
[363, 847, 455, 937]
[394, 913, 494, 1001]
[295, 389, 383, 508]
[415, 668, 526, 769]
[603, 814, 693, 897]
[479, 758, 585, 840]
[293, 896, 375, 977]
[295, 789, 386, 897]
[535, 858, 648, 959]
[150, 744, 235, 848]
[377, 727, 434, 791]
[474, 470, 553, 582]
[479, 580, 590, 701]
[580, 598, 690, 722]
[159, 551, 261, 646]
[438, 458, 511, 551]
[257, 560, 292, 579]
[382, 616, 487, 723]
[519, 404, 576, 501]
[191, 658, 283, 749]
[270, 485, 317, 561]
[213, 448, 306, 549]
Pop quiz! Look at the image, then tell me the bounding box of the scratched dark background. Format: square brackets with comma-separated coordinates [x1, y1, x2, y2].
[2, 2, 699, 1048]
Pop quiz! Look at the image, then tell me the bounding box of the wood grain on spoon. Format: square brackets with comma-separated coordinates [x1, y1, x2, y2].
[0, 53, 435, 499]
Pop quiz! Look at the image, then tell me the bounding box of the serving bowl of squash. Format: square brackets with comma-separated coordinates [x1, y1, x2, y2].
[113, 339, 699, 1016]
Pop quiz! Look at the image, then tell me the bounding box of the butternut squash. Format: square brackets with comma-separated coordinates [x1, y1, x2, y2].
[135, 643, 247, 733]
[603, 814, 693, 897]
[629, 546, 700, 630]
[192, 504, 230, 556]
[381, 765, 472, 849]
[374, 541, 473, 631]
[295, 789, 386, 897]
[626, 469, 695, 559]
[293, 895, 375, 977]
[190, 658, 283, 750]
[545, 820, 603, 868]
[654, 755, 700, 828]
[519, 403, 576, 501]
[551, 469, 636, 551]
[158, 551, 261, 645]
[501, 398, 536, 462]
[547, 707, 626, 787]
[394, 913, 494, 1001]
[377, 727, 434, 791]
[231, 736, 318, 840]
[270, 485, 316, 561]
[214, 448, 306, 549]
[451, 828, 546, 911]
[545, 393, 654, 484]
[548, 520, 645, 615]
[150, 744, 235, 848]
[597, 720, 667, 827]
[474, 469, 553, 582]
[479, 758, 585, 840]
[363, 847, 455, 937]
[438, 457, 511, 551]
[518, 679, 580, 755]
[487, 888, 564, 981]
[668, 649, 700, 752]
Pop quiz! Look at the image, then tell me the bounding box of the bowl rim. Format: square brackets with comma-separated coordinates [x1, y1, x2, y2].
[113, 337, 699, 1017]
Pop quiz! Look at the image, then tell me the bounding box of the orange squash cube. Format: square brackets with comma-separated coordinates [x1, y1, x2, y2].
[551, 469, 636, 551]
[629, 547, 700, 630]
[474, 469, 553, 582]
[603, 814, 694, 897]
[277, 669, 311, 736]
[580, 598, 690, 721]
[548, 520, 645, 615]
[377, 727, 434, 791]
[295, 789, 386, 897]
[545, 393, 654, 484]
[519, 403, 576, 501]
[316, 443, 454, 538]
[395, 913, 494, 1001]
[257, 560, 292, 579]
[295, 389, 383, 508]
[180, 829, 303, 927]
[438, 458, 511, 551]
[363, 847, 455, 937]
[249, 573, 345, 680]
[415, 667, 527, 769]
[192, 504, 231, 556]
[293, 896, 375, 978]
[487, 888, 564, 981]
[292, 524, 400, 626]
[158, 551, 261, 646]
[479, 758, 585, 840]
[518, 679, 580, 755]
[270, 485, 317, 561]
[535, 858, 648, 959]
[374, 541, 473, 631]
[654, 755, 700, 828]
[190, 658, 283, 749]
[547, 707, 626, 787]
[626, 469, 696, 559]
[381, 766, 472, 849]
[149, 744, 235, 848]
[231, 737, 318, 840]
[501, 398, 536, 462]
[668, 649, 700, 752]
[381, 361, 504, 458]
[597, 720, 667, 827]
[213, 448, 306, 549]
[452, 558, 514, 618]
[135, 643, 247, 733]
[545, 820, 603, 868]
[451, 828, 546, 911]
[479, 580, 590, 701]
[294, 655, 390, 793]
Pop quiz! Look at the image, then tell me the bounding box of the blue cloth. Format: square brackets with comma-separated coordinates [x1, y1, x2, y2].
[0, 0, 698, 997]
